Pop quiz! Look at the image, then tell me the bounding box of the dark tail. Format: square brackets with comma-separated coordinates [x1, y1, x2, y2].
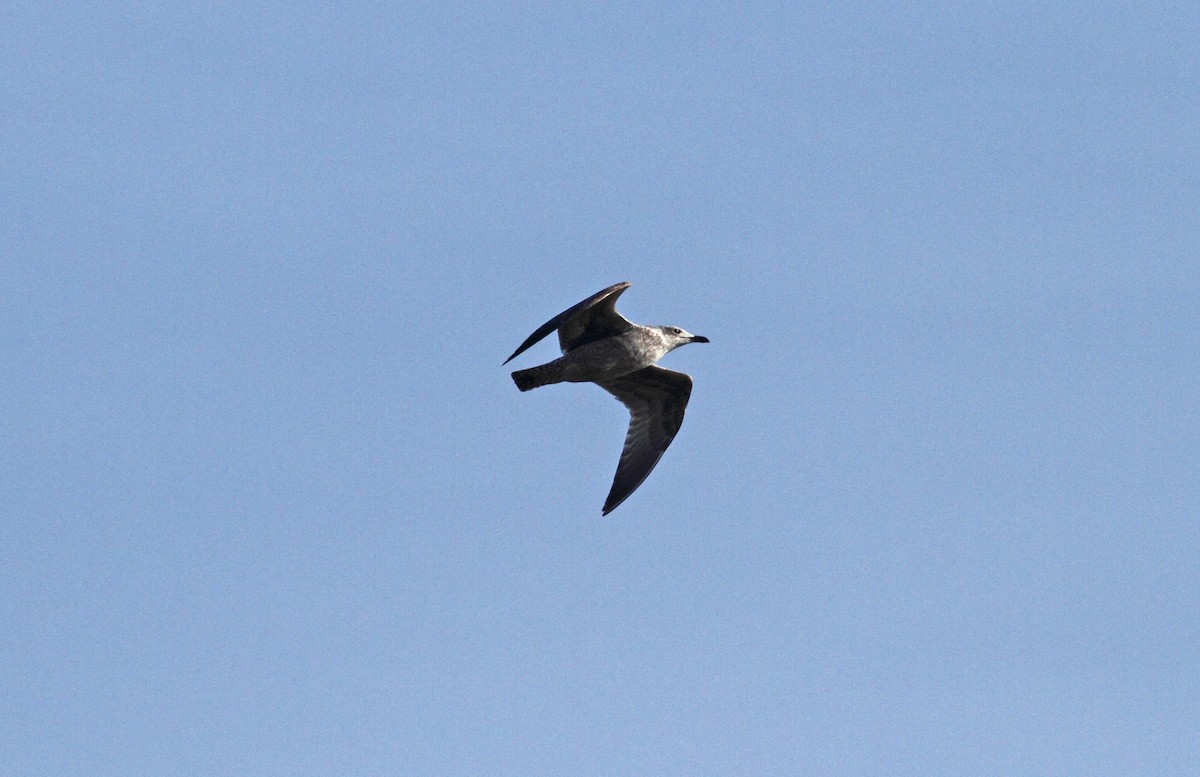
[512, 363, 562, 392]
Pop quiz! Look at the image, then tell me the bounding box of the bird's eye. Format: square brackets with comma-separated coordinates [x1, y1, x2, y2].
[671, 327, 681, 334]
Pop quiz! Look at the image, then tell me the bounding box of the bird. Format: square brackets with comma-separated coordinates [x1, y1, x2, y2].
[504, 281, 709, 515]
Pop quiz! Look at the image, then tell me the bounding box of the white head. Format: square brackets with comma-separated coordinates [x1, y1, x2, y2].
[656, 326, 710, 351]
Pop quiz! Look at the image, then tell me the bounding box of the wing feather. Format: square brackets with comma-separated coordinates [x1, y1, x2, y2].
[597, 366, 694, 515]
[503, 282, 633, 364]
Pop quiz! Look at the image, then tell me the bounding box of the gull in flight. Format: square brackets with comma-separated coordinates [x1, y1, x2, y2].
[504, 281, 709, 515]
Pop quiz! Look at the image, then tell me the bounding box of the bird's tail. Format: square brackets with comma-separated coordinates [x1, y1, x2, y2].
[512, 363, 563, 392]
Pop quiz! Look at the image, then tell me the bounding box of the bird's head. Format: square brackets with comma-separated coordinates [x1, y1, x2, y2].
[658, 326, 710, 351]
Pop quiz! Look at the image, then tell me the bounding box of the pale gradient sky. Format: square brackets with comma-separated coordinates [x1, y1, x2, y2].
[3, 3, 1198, 775]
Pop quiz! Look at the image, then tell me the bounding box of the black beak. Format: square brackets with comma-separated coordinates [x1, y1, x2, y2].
[691, 335, 710, 343]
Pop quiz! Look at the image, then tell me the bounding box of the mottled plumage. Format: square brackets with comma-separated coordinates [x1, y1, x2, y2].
[505, 282, 708, 515]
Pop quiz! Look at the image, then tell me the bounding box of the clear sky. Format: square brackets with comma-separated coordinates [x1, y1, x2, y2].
[3, 3, 1198, 775]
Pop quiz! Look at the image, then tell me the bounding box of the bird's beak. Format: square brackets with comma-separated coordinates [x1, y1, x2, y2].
[691, 335, 710, 343]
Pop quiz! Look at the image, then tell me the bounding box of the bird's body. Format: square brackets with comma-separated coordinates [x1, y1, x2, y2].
[504, 282, 708, 515]
[512, 326, 676, 389]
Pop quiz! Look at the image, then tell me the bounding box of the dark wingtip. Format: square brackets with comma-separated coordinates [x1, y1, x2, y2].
[601, 490, 628, 515]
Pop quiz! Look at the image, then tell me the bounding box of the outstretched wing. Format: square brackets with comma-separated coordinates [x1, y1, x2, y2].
[503, 281, 633, 364]
[597, 365, 694, 515]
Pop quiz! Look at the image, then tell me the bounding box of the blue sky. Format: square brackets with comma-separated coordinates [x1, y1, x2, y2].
[3, 3, 1198, 775]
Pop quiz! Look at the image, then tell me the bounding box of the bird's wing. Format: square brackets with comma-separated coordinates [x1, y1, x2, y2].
[503, 281, 633, 364]
[596, 365, 694, 515]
